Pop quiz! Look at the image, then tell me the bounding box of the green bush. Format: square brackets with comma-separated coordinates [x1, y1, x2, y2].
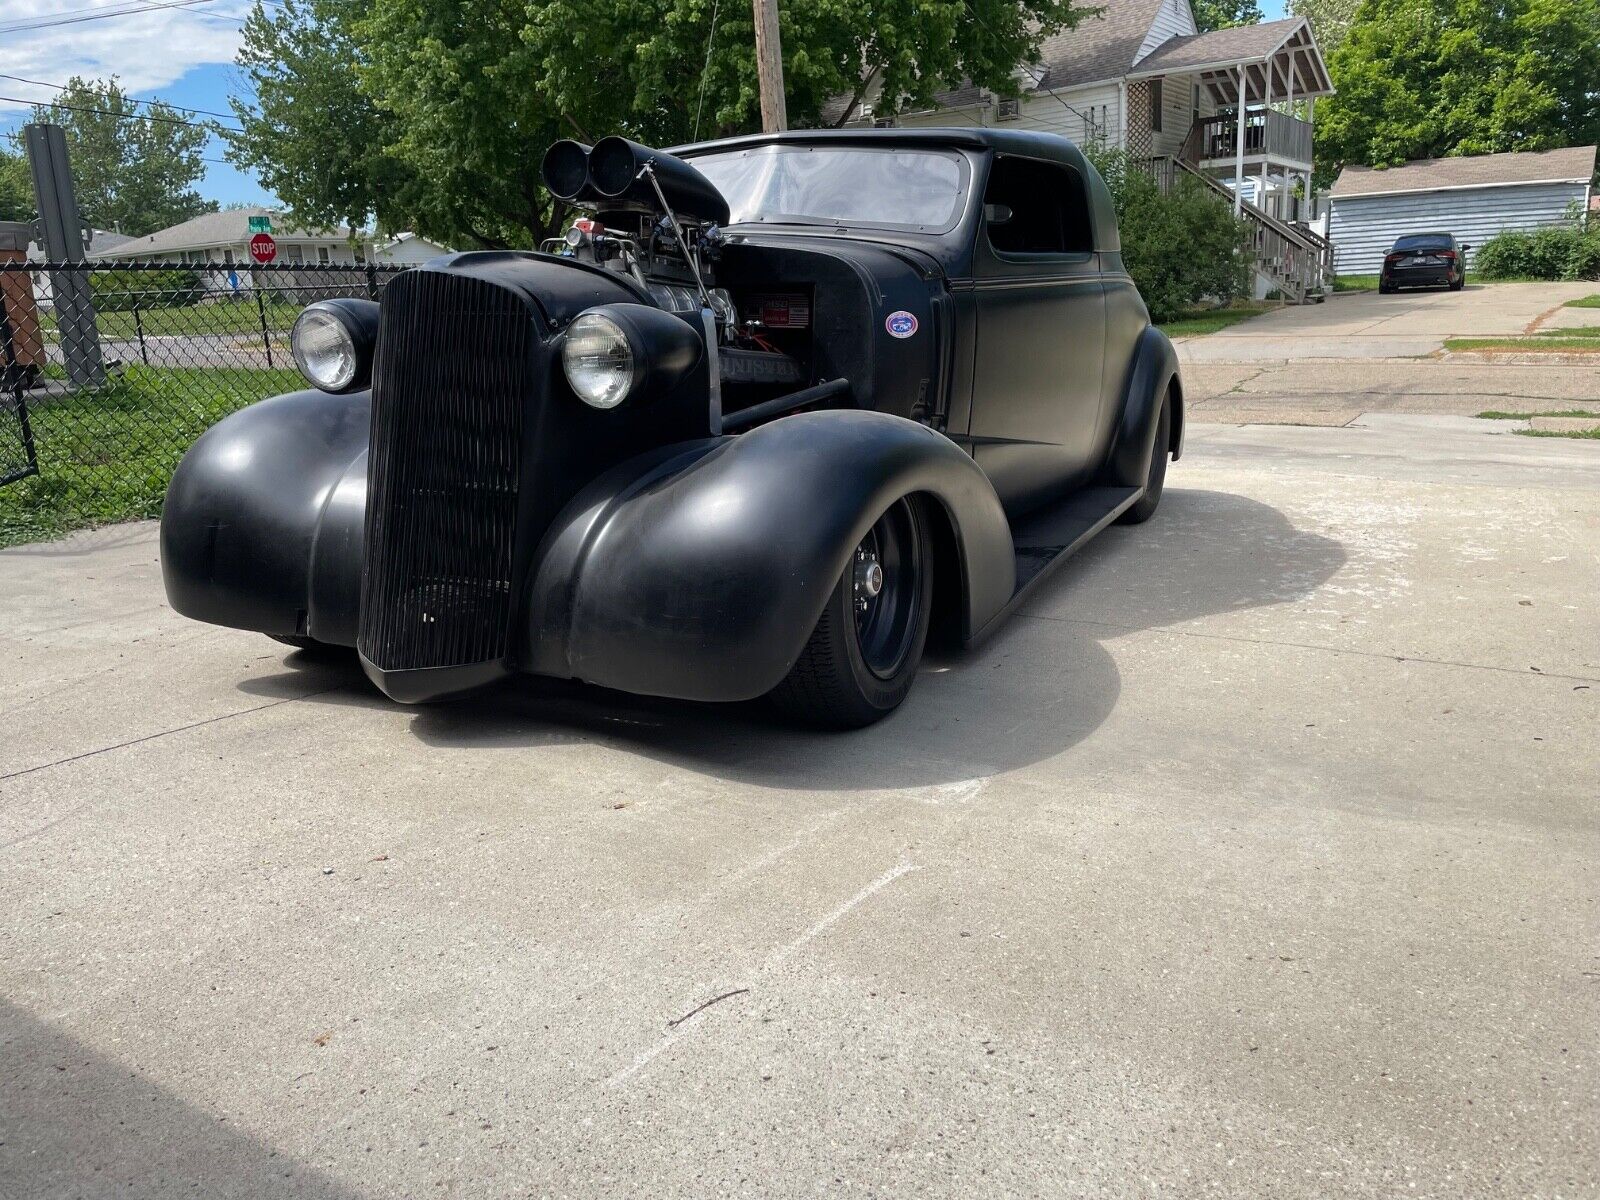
[1088, 151, 1252, 323]
[1474, 225, 1600, 281]
[88, 268, 201, 313]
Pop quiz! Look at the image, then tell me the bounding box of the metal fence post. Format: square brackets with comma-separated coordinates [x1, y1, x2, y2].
[365, 261, 379, 300]
[133, 303, 149, 366]
[257, 290, 274, 368]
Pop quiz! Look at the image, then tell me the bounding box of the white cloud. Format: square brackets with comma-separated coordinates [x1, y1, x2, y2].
[0, 0, 254, 115]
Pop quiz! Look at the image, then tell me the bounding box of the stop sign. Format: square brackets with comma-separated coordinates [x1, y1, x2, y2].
[248, 233, 277, 264]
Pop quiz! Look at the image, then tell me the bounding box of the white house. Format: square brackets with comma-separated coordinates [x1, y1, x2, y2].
[831, 0, 1337, 301]
[96, 206, 452, 274]
[1328, 146, 1597, 274]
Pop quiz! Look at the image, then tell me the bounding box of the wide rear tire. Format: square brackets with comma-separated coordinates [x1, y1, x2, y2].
[769, 497, 933, 729]
[1117, 391, 1172, 525]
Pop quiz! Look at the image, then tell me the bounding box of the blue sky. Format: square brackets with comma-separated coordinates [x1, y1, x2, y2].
[1, 0, 1291, 213]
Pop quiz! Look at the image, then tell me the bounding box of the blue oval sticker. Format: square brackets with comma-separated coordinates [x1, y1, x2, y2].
[885, 310, 918, 339]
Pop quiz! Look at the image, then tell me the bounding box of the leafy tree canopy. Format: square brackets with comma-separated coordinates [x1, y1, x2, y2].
[1289, 0, 1360, 54]
[26, 78, 216, 236]
[0, 148, 34, 223]
[1316, 0, 1600, 186]
[1190, 0, 1264, 31]
[226, 0, 1088, 249]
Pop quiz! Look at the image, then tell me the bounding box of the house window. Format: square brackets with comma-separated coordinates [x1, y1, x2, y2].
[1192, 81, 1201, 122]
[222, 248, 234, 265]
[983, 156, 1094, 256]
[286, 244, 305, 263]
[317, 245, 331, 264]
[1150, 79, 1163, 133]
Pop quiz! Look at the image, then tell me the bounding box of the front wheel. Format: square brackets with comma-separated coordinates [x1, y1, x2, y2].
[269, 634, 348, 659]
[769, 497, 933, 729]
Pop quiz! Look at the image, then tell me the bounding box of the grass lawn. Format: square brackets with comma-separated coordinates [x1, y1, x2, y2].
[1333, 274, 1380, 292]
[1446, 327, 1600, 353]
[1473, 408, 1600, 441]
[1158, 303, 1268, 338]
[1, 364, 301, 548]
[1564, 294, 1600, 308]
[42, 299, 304, 340]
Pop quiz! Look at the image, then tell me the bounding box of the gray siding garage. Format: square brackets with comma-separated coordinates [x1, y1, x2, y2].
[1329, 145, 1596, 275]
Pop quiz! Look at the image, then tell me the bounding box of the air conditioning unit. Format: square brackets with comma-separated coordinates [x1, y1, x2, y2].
[996, 97, 1022, 122]
[872, 116, 897, 129]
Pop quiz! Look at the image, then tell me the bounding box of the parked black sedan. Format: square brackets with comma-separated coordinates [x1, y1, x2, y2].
[1379, 232, 1469, 293]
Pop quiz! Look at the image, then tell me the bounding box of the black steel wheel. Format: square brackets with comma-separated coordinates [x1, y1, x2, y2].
[1117, 390, 1172, 525]
[769, 497, 933, 729]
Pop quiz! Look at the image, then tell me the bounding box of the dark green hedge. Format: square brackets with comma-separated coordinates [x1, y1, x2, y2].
[88, 268, 202, 312]
[1473, 224, 1600, 281]
[1088, 151, 1253, 323]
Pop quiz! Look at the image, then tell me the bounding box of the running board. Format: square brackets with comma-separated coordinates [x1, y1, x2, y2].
[1010, 485, 1142, 601]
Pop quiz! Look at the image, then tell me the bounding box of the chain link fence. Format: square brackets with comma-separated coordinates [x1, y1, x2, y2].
[0, 261, 404, 548]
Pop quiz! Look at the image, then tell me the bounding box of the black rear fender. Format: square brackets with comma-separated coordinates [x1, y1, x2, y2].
[523, 410, 1014, 702]
[1102, 325, 1183, 488]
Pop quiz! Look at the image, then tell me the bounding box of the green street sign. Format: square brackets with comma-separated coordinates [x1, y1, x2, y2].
[248, 215, 273, 233]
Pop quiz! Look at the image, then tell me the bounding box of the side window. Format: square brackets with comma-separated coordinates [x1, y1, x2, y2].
[1150, 79, 1163, 133]
[983, 156, 1094, 256]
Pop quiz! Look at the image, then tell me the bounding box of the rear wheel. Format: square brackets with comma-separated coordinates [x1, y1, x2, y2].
[769, 497, 932, 729]
[1117, 391, 1172, 525]
[1379, 280, 1394, 294]
[1449, 273, 1464, 292]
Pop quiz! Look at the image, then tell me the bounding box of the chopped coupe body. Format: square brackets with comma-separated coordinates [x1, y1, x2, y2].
[161, 129, 1184, 726]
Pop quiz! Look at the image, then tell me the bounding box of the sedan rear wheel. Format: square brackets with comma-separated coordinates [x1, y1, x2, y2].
[770, 497, 933, 729]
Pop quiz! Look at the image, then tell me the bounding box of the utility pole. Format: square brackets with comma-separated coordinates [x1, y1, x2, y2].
[752, 0, 787, 132]
[25, 123, 105, 389]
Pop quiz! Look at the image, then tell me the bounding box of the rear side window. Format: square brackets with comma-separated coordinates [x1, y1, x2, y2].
[984, 156, 1094, 256]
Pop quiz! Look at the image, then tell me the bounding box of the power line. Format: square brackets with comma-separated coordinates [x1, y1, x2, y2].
[0, 72, 243, 124]
[958, 0, 1103, 135]
[0, 0, 220, 36]
[0, 94, 243, 133]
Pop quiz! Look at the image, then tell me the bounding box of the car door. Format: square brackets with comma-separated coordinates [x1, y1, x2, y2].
[965, 154, 1107, 517]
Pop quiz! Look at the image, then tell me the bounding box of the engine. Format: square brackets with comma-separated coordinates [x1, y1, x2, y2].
[539, 137, 809, 395]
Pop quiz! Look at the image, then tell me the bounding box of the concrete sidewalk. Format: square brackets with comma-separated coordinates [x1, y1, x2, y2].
[2, 416, 1596, 1198]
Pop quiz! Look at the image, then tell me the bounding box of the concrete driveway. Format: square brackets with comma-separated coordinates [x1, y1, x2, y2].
[3, 416, 1596, 1198]
[1175, 282, 1600, 427]
[1177, 280, 1596, 362]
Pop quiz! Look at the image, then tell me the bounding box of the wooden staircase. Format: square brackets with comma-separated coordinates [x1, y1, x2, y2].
[1144, 152, 1334, 305]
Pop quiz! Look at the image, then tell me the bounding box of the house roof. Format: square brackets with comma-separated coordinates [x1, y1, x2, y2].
[1331, 145, 1599, 198]
[1034, 0, 1170, 91]
[98, 206, 356, 258]
[1130, 17, 1333, 102]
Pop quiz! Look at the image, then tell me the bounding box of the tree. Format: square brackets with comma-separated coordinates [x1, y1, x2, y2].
[1190, 0, 1264, 32]
[28, 77, 217, 236]
[0, 148, 33, 223]
[225, 0, 1090, 250]
[1316, 0, 1600, 186]
[1290, 0, 1360, 54]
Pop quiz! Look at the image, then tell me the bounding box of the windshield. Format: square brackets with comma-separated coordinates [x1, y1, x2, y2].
[1394, 234, 1453, 251]
[689, 144, 968, 232]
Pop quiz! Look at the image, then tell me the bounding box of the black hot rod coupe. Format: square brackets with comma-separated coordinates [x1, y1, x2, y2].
[161, 129, 1184, 727]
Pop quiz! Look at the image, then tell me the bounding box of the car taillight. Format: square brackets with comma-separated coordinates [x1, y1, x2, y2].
[1385, 253, 1404, 264]
[1439, 251, 1456, 262]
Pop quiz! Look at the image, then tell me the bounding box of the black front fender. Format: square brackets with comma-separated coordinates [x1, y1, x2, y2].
[523, 410, 1015, 703]
[161, 389, 368, 640]
[1103, 325, 1183, 489]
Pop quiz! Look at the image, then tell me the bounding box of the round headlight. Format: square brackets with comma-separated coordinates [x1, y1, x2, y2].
[291, 307, 358, 391]
[562, 312, 635, 409]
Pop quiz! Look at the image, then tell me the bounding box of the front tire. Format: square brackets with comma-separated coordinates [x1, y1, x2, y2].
[269, 634, 347, 659]
[769, 497, 933, 729]
[1117, 391, 1172, 525]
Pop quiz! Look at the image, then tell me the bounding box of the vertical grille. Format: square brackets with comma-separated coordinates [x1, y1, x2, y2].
[359, 270, 531, 671]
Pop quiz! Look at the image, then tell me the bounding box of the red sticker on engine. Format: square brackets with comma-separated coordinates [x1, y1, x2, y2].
[748, 294, 810, 328]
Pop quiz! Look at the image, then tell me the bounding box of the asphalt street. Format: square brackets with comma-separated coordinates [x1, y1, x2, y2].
[2, 408, 1596, 1197]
